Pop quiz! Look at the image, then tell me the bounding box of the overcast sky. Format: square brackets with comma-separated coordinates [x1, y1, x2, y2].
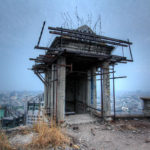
[0, 0, 150, 92]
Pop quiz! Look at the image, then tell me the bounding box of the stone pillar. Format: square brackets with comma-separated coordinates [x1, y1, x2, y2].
[53, 65, 57, 118]
[91, 67, 97, 109]
[50, 65, 54, 118]
[57, 57, 66, 122]
[87, 70, 91, 107]
[102, 62, 111, 121]
[47, 69, 51, 115]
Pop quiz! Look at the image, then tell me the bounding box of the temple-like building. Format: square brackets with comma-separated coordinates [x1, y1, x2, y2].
[30, 22, 133, 122]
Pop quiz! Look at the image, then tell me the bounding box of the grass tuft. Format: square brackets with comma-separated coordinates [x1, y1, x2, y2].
[0, 131, 15, 150]
[27, 119, 70, 149]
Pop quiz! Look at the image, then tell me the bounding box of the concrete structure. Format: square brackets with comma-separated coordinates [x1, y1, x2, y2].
[0, 105, 24, 128]
[30, 24, 133, 122]
[0, 106, 5, 120]
[140, 97, 150, 116]
[26, 94, 44, 125]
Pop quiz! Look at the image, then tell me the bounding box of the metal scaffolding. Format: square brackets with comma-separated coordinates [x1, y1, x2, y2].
[30, 21, 133, 120]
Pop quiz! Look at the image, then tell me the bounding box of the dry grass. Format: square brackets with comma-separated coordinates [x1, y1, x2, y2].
[123, 124, 137, 130]
[27, 119, 70, 149]
[0, 131, 15, 150]
[0, 109, 71, 150]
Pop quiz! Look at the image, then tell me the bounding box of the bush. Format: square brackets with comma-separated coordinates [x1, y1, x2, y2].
[28, 120, 70, 149]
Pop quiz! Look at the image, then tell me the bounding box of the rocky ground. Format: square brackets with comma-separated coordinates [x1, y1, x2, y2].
[65, 119, 150, 150]
[6, 118, 150, 150]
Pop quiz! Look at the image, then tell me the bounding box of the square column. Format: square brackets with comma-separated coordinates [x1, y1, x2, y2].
[91, 67, 97, 109]
[102, 62, 112, 121]
[47, 69, 52, 115]
[87, 70, 91, 107]
[57, 57, 66, 122]
[50, 65, 54, 118]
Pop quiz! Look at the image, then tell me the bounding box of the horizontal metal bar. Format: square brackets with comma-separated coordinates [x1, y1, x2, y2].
[50, 31, 128, 47]
[48, 26, 132, 45]
[88, 71, 115, 77]
[77, 101, 100, 111]
[97, 76, 127, 80]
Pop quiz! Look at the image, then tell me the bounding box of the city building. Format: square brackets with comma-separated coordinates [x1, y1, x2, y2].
[0, 105, 24, 128]
[26, 94, 44, 125]
[0, 105, 5, 121]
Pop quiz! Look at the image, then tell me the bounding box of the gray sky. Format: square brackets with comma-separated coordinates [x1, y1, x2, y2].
[0, 0, 150, 92]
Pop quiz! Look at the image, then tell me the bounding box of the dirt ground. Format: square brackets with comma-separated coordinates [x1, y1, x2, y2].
[7, 118, 150, 150]
[64, 119, 150, 150]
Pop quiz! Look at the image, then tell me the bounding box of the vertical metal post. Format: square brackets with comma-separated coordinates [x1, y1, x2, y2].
[53, 66, 55, 120]
[113, 65, 116, 120]
[47, 82, 49, 115]
[100, 67, 103, 119]
[56, 67, 58, 122]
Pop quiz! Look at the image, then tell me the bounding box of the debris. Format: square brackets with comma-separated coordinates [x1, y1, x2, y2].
[91, 128, 95, 136]
[132, 130, 137, 133]
[106, 125, 112, 130]
[119, 124, 137, 131]
[9, 133, 34, 145]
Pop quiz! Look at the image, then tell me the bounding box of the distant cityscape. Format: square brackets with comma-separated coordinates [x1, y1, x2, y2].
[0, 91, 43, 128]
[0, 91, 42, 113]
[0, 90, 150, 128]
[97, 90, 150, 115]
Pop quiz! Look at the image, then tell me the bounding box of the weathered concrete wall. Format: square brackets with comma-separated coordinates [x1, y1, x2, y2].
[57, 57, 66, 121]
[102, 62, 111, 121]
[66, 77, 75, 112]
[61, 41, 112, 55]
[143, 100, 150, 116]
[66, 76, 87, 114]
[76, 77, 87, 113]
